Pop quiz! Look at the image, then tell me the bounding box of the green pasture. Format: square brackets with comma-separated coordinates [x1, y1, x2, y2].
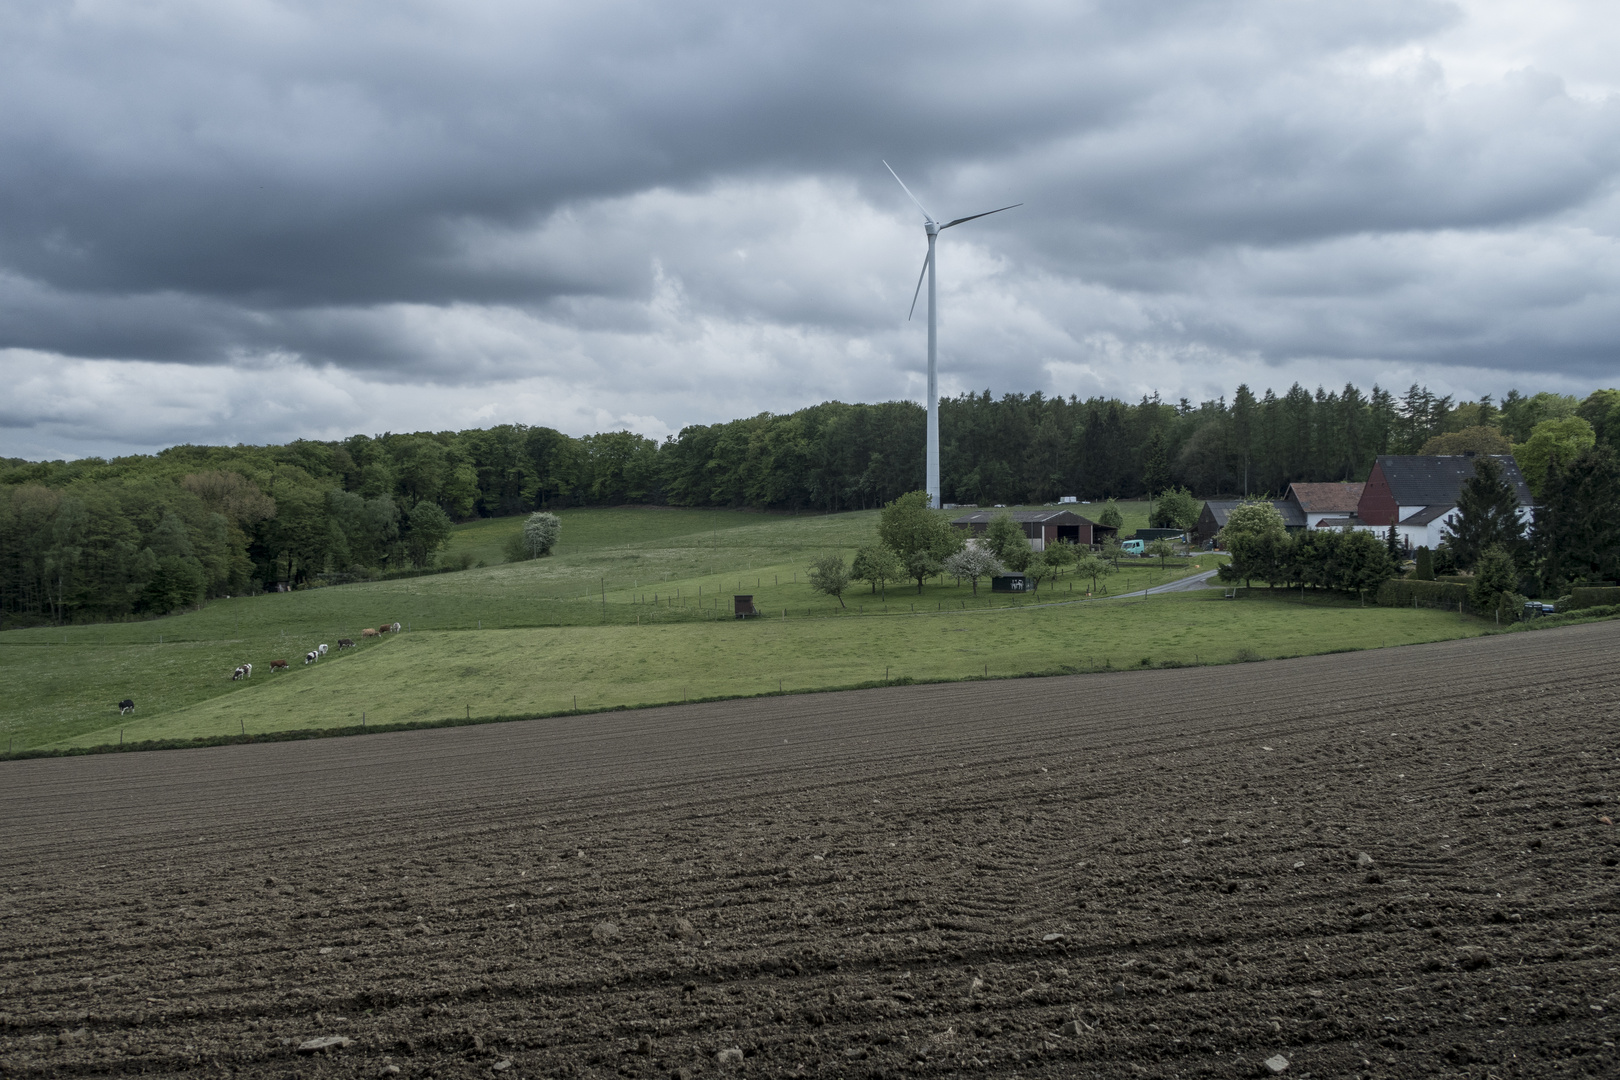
[440, 506, 791, 568]
[0, 501, 1444, 755]
[47, 590, 1485, 749]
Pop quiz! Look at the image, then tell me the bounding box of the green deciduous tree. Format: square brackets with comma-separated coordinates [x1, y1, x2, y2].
[1149, 486, 1199, 531]
[1515, 416, 1597, 497]
[807, 552, 852, 608]
[1145, 537, 1177, 569]
[878, 491, 963, 593]
[1040, 539, 1078, 579]
[1217, 500, 1290, 587]
[405, 501, 454, 568]
[1577, 388, 1620, 449]
[1419, 426, 1512, 456]
[1470, 544, 1519, 618]
[1096, 499, 1124, 529]
[981, 512, 1031, 571]
[1338, 528, 1398, 599]
[851, 543, 905, 598]
[1074, 553, 1115, 593]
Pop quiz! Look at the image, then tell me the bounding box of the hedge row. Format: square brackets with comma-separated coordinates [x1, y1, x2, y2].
[1569, 586, 1620, 609]
[1376, 578, 1473, 609]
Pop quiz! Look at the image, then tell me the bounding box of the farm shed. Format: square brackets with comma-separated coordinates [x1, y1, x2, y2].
[951, 509, 1115, 551]
[1194, 499, 1306, 546]
[1357, 454, 1535, 550]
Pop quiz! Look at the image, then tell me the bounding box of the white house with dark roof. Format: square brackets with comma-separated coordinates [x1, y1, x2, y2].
[1355, 454, 1535, 550]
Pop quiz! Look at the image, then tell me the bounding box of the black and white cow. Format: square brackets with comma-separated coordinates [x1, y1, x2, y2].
[337, 638, 355, 649]
[232, 666, 246, 681]
[305, 650, 319, 665]
[118, 699, 135, 714]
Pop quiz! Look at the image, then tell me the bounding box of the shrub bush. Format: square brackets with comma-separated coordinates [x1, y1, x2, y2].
[1376, 578, 1473, 609]
[1569, 586, 1620, 609]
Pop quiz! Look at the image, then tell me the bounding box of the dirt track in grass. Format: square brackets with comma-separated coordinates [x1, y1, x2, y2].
[1, 623, 1617, 1078]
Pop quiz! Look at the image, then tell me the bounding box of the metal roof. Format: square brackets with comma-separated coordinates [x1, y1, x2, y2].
[1375, 455, 1534, 507]
[951, 510, 1095, 526]
[1201, 499, 1306, 529]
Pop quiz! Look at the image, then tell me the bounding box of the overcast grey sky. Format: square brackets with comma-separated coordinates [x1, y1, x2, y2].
[3, 0, 1617, 460]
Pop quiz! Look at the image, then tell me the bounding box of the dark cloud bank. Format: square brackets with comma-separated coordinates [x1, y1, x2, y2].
[1, 0, 1617, 459]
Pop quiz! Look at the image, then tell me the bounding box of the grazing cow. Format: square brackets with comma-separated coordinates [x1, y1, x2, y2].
[391, 621, 402, 633]
[376, 624, 392, 635]
[305, 650, 319, 665]
[337, 638, 355, 649]
[118, 699, 135, 714]
[232, 666, 245, 681]
[318, 643, 329, 656]
[243, 662, 252, 678]
[269, 659, 289, 672]
[361, 628, 379, 639]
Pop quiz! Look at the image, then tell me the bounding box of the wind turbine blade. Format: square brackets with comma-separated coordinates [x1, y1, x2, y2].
[907, 249, 931, 321]
[941, 203, 1023, 229]
[883, 160, 934, 222]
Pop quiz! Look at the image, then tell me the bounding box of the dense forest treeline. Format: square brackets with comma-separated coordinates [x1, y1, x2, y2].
[3, 383, 1617, 624]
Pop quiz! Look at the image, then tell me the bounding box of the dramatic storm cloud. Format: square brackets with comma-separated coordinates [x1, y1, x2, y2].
[2, 0, 1617, 458]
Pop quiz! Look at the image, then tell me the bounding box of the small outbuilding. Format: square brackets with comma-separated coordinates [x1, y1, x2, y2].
[1284, 482, 1365, 530]
[1194, 499, 1307, 546]
[990, 573, 1031, 592]
[951, 509, 1116, 550]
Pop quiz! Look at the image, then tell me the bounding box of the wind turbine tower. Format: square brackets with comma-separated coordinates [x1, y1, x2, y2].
[884, 161, 1020, 508]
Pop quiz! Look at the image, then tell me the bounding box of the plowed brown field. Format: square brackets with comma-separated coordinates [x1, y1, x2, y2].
[2, 623, 1617, 1079]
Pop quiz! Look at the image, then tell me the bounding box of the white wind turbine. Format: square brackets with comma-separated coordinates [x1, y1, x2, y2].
[884, 161, 1020, 508]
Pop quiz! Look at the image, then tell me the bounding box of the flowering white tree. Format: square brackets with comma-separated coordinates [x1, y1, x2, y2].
[522, 511, 562, 557]
[943, 545, 1005, 595]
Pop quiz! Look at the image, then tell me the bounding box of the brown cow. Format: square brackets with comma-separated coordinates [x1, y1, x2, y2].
[362, 628, 380, 639]
[269, 659, 289, 672]
[376, 624, 392, 634]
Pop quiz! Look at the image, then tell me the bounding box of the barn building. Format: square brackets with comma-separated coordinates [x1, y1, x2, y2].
[1193, 499, 1305, 546]
[950, 509, 1116, 550]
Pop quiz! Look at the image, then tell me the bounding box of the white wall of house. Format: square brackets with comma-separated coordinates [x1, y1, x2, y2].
[1369, 504, 1536, 551]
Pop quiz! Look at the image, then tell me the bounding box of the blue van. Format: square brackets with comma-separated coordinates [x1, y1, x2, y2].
[1120, 539, 1145, 555]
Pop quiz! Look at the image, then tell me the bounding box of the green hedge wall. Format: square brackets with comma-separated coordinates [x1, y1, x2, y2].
[1376, 578, 1473, 609]
[1569, 586, 1620, 609]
